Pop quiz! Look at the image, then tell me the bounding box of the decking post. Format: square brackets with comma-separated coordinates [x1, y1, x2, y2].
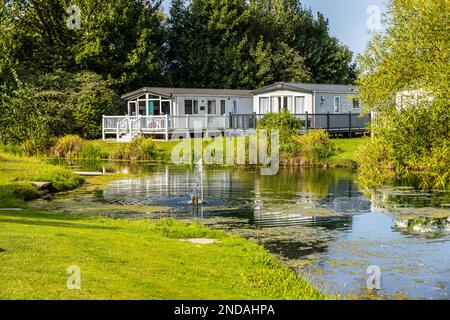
[348, 111, 352, 137]
[327, 112, 330, 133]
[253, 112, 257, 129]
[186, 114, 190, 138]
[102, 116, 105, 140]
[165, 114, 169, 141]
[305, 111, 308, 132]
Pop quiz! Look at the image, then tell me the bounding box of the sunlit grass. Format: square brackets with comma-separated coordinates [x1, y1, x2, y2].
[0, 152, 83, 207]
[0, 211, 327, 300]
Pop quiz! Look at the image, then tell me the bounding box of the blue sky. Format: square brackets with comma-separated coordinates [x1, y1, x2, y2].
[300, 0, 387, 54]
[161, 0, 388, 56]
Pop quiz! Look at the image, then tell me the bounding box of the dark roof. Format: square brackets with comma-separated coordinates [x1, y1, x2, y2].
[251, 82, 359, 94]
[121, 87, 252, 100]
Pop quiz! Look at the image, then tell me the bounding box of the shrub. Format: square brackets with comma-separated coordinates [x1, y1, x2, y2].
[418, 142, 450, 189]
[78, 144, 108, 160]
[109, 143, 127, 160]
[257, 110, 302, 152]
[1, 183, 40, 201]
[52, 135, 84, 158]
[298, 130, 336, 164]
[355, 137, 396, 189]
[124, 137, 158, 161]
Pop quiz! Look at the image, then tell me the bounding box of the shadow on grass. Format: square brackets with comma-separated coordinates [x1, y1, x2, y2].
[0, 217, 119, 230]
[0, 208, 100, 222]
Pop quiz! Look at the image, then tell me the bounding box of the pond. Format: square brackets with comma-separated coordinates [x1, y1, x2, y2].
[33, 161, 450, 300]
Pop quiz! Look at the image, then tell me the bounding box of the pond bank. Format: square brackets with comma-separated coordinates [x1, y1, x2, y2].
[0, 153, 328, 299]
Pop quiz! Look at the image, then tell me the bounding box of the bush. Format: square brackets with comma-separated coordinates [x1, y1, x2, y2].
[52, 135, 84, 158]
[1, 183, 40, 201]
[257, 110, 302, 152]
[298, 130, 336, 164]
[355, 137, 396, 189]
[124, 137, 158, 161]
[418, 142, 450, 189]
[78, 144, 108, 160]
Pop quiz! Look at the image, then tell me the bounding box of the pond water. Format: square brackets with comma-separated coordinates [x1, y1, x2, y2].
[34, 162, 450, 300]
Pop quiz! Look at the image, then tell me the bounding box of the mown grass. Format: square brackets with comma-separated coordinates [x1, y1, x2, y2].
[0, 210, 327, 300]
[328, 137, 368, 167]
[0, 150, 327, 300]
[0, 152, 83, 208]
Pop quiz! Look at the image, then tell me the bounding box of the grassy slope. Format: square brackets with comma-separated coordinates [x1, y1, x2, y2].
[0, 152, 83, 208]
[0, 152, 326, 300]
[328, 137, 368, 167]
[0, 210, 325, 300]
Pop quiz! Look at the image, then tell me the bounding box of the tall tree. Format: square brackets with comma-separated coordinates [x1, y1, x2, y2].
[357, 0, 450, 188]
[73, 0, 166, 91]
[166, 0, 355, 88]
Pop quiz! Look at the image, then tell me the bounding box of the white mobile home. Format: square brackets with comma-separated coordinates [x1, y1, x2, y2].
[103, 87, 254, 141]
[252, 82, 362, 114]
[102, 83, 371, 141]
[251, 82, 369, 133]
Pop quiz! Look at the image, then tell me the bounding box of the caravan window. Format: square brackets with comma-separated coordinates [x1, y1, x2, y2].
[294, 97, 305, 113]
[334, 97, 341, 113]
[207, 100, 216, 114]
[184, 100, 193, 114]
[220, 100, 226, 115]
[259, 97, 270, 113]
[185, 100, 199, 114]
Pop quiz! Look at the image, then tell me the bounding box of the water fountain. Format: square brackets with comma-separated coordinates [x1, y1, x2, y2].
[190, 158, 204, 205]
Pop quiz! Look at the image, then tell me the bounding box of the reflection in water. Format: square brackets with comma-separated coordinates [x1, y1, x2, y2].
[36, 161, 450, 300]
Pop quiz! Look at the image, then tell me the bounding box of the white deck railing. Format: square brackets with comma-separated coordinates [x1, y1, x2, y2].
[102, 113, 370, 141]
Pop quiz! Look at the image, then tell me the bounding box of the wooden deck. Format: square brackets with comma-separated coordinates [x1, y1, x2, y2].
[102, 113, 371, 141]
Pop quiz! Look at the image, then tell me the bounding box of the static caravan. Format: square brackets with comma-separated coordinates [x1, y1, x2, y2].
[103, 87, 253, 141]
[251, 82, 369, 133]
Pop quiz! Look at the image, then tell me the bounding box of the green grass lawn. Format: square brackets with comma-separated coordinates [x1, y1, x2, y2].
[0, 209, 326, 299]
[0, 152, 83, 208]
[328, 137, 368, 167]
[0, 151, 326, 300]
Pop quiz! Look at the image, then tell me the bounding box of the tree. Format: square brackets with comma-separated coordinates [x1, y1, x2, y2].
[165, 0, 355, 88]
[73, 0, 166, 91]
[357, 0, 450, 188]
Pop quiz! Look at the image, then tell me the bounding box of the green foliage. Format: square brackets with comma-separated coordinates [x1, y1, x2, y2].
[72, 0, 165, 91]
[355, 138, 396, 189]
[0, 70, 119, 146]
[257, 110, 301, 153]
[0, 183, 40, 201]
[298, 130, 336, 164]
[357, 0, 450, 189]
[166, 0, 355, 87]
[68, 72, 119, 138]
[78, 144, 108, 160]
[123, 137, 159, 161]
[52, 135, 84, 158]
